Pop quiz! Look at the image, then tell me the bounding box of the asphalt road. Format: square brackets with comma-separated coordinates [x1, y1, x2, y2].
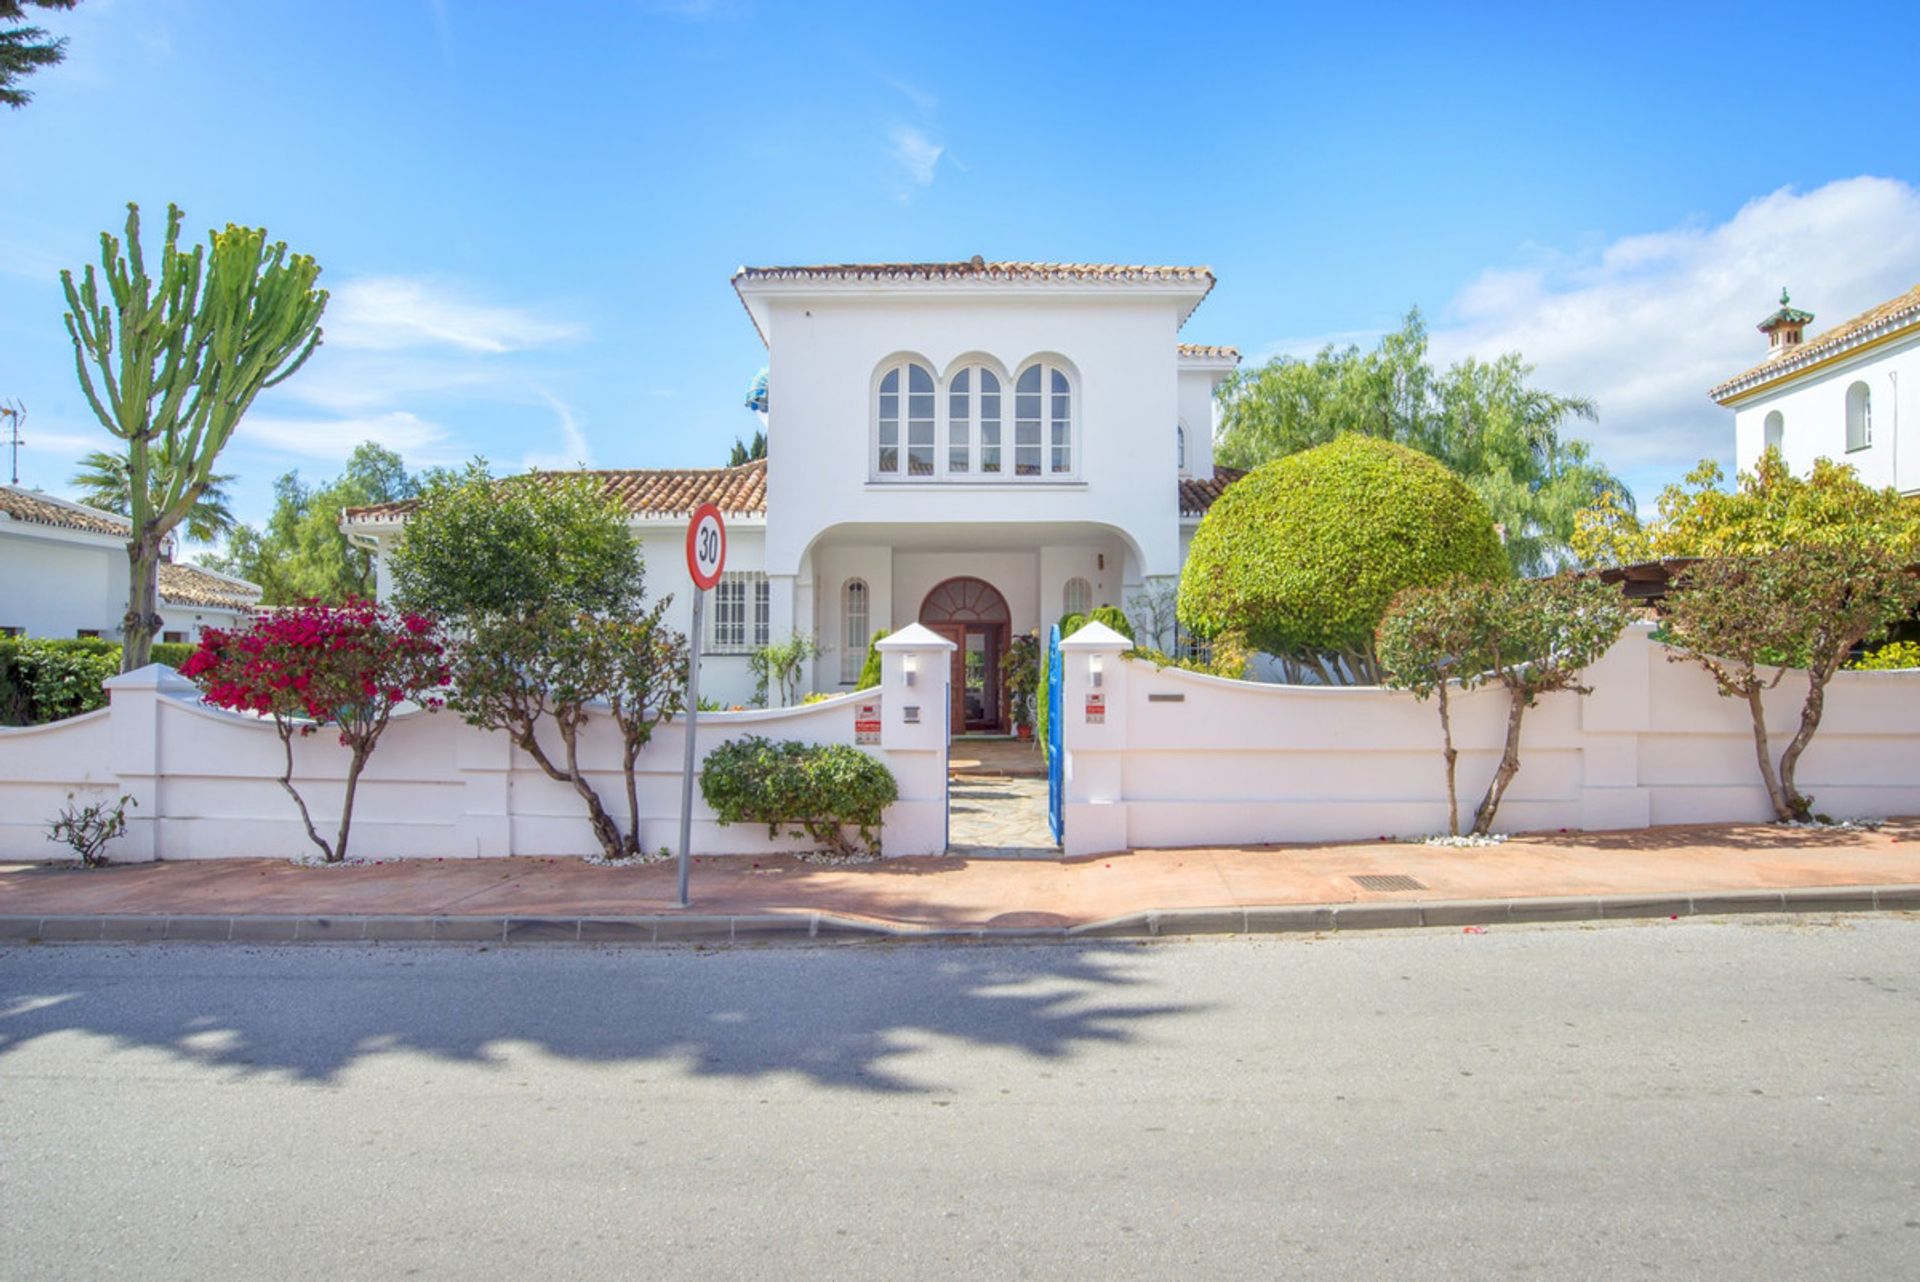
[2, 917, 1917, 1280]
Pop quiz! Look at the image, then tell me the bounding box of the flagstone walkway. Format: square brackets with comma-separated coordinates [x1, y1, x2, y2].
[947, 776, 1056, 859]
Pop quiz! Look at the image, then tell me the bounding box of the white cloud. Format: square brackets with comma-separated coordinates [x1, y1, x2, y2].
[324, 276, 583, 354]
[240, 411, 455, 465]
[1422, 176, 1920, 492]
[888, 124, 944, 191]
[519, 389, 593, 471]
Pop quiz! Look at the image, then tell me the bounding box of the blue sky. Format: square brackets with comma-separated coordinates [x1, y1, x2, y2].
[3, 0, 1919, 544]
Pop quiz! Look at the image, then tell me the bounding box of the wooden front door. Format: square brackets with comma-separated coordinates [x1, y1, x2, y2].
[920, 577, 1011, 735]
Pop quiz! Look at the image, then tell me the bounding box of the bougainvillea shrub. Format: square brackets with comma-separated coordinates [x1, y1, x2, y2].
[182, 599, 448, 862]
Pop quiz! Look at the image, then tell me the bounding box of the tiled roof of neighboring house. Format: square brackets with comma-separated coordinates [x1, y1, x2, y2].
[1179, 464, 1245, 517]
[158, 562, 261, 611]
[1710, 283, 1920, 403]
[0, 484, 132, 537]
[1177, 343, 1241, 361]
[733, 259, 1214, 287]
[342, 459, 770, 525]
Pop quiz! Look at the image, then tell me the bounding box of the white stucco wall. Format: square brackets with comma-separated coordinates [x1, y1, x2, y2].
[1731, 334, 1920, 492]
[1058, 621, 1920, 856]
[759, 294, 1187, 579]
[0, 629, 954, 862]
[0, 525, 127, 638]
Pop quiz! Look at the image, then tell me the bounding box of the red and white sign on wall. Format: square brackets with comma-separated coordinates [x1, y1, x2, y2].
[1085, 692, 1106, 724]
[854, 700, 881, 745]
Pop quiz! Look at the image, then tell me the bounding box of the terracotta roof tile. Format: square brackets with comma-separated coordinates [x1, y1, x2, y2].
[158, 562, 261, 611]
[734, 259, 1213, 286]
[1179, 464, 1245, 517]
[342, 459, 769, 525]
[1177, 343, 1241, 361]
[1710, 283, 1920, 402]
[0, 485, 131, 537]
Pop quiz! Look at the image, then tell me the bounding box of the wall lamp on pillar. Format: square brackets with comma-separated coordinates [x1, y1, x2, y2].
[1089, 654, 1104, 688]
[903, 654, 917, 687]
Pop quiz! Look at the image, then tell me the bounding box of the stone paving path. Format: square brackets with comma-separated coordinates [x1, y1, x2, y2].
[947, 776, 1056, 858]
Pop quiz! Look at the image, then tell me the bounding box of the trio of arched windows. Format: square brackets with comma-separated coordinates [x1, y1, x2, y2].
[874, 358, 1076, 480]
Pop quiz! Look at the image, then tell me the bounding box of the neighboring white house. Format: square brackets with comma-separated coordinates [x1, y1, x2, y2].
[344, 258, 1245, 723]
[0, 485, 262, 642]
[1712, 283, 1920, 492]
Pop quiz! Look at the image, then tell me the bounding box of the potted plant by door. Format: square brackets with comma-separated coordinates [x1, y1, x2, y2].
[1001, 632, 1041, 742]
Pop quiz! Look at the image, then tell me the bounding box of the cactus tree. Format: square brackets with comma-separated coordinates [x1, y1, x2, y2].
[62, 203, 327, 671]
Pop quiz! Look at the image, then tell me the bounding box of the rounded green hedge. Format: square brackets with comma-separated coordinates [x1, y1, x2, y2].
[1178, 434, 1508, 660]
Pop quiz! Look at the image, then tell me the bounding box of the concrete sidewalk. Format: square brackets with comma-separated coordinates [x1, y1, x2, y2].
[4, 819, 1920, 943]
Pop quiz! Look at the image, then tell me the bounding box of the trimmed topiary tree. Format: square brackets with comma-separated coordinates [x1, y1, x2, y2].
[1179, 434, 1509, 683]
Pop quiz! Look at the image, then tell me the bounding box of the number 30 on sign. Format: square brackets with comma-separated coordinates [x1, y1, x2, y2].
[685, 502, 726, 590]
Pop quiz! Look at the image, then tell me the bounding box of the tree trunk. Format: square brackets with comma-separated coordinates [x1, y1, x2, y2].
[557, 712, 626, 860]
[1436, 682, 1460, 837]
[621, 734, 643, 859]
[1775, 665, 1835, 823]
[1742, 685, 1794, 822]
[1471, 685, 1529, 836]
[333, 744, 372, 864]
[276, 720, 335, 861]
[122, 531, 165, 673]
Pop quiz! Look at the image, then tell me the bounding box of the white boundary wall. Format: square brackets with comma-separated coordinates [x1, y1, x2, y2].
[1059, 621, 1920, 857]
[0, 627, 954, 863]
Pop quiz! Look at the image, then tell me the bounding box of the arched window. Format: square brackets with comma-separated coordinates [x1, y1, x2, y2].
[1846, 382, 1872, 452]
[947, 366, 1003, 476]
[1763, 410, 1784, 455]
[1176, 424, 1187, 472]
[1014, 362, 1074, 477]
[876, 360, 936, 476]
[1063, 577, 1092, 618]
[840, 578, 869, 683]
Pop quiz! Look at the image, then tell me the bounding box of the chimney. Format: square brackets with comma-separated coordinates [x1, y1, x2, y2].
[1757, 287, 1814, 359]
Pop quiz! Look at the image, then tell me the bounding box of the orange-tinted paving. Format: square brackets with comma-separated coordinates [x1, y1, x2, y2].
[5, 820, 1920, 930]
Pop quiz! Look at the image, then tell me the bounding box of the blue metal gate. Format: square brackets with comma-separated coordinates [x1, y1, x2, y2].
[1046, 623, 1063, 846]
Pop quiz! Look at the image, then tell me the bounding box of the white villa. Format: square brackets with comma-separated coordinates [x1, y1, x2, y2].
[1712, 283, 1920, 493]
[345, 258, 1245, 723]
[0, 485, 262, 643]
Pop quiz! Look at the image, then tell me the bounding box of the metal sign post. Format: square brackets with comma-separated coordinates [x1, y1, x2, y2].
[676, 503, 726, 909]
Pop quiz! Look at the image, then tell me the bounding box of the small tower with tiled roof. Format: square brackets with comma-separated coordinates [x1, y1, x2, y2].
[1757, 287, 1814, 358]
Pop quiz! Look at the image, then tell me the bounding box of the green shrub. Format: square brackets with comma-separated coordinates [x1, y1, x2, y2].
[700, 735, 898, 857]
[855, 629, 886, 689]
[151, 642, 197, 669]
[1849, 640, 1920, 671]
[1178, 434, 1508, 683]
[0, 637, 207, 725]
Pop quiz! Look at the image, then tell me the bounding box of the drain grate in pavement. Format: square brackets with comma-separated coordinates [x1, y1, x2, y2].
[1350, 874, 1427, 892]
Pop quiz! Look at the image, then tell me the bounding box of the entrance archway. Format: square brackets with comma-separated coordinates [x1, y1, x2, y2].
[921, 577, 1010, 734]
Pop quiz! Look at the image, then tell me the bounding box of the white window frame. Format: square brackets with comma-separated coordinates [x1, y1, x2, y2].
[1846, 381, 1872, 452]
[840, 578, 869, 683]
[1763, 410, 1784, 454]
[1062, 577, 1092, 618]
[1176, 422, 1188, 474]
[870, 356, 1077, 483]
[708, 571, 771, 654]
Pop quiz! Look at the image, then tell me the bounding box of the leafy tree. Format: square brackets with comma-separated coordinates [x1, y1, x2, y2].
[1574, 447, 1920, 566]
[727, 430, 766, 466]
[390, 461, 643, 621]
[1215, 311, 1630, 575]
[61, 202, 327, 671]
[1, 0, 74, 109]
[181, 600, 449, 863]
[1376, 579, 1485, 836]
[1381, 574, 1628, 836]
[69, 446, 235, 544]
[1662, 545, 1920, 823]
[391, 464, 686, 860]
[204, 443, 418, 603]
[1179, 434, 1509, 683]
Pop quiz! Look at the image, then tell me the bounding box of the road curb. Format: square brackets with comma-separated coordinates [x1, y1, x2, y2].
[0, 884, 1917, 947]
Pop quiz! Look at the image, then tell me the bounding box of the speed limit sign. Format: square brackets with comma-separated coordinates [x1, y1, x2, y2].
[685, 502, 726, 590]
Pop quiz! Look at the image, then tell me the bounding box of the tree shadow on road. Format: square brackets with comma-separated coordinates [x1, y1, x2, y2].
[0, 942, 1200, 1091]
